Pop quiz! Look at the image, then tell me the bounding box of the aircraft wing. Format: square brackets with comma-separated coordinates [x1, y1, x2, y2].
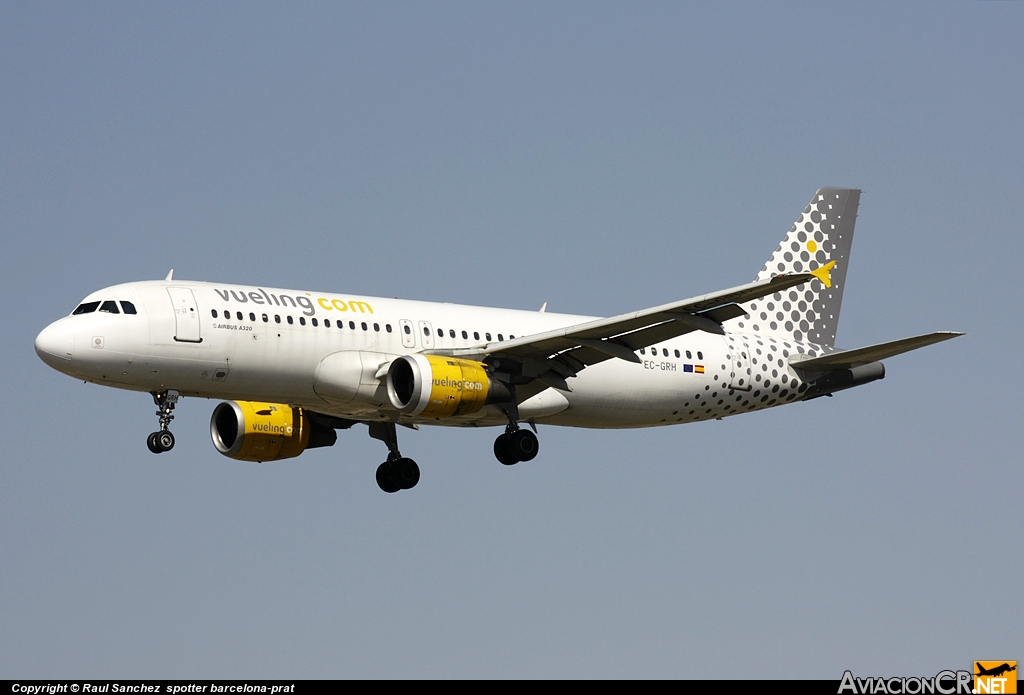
[432, 273, 818, 391]
[789, 331, 964, 371]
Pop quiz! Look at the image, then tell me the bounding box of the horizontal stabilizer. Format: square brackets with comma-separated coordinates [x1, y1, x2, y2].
[790, 331, 963, 370]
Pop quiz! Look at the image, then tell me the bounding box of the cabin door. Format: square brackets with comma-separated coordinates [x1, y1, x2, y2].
[727, 335, 751, 391]
[167, 287, 202, 343]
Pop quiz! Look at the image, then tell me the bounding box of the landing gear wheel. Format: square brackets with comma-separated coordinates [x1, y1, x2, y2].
[156, 430, 175, 452]
[367, 422, 421, 493]
[509, 429, 539, 462]
[494, 434, 519, 465]
[376, 462, 400, 493]
[147, 430, 175, 453]
[390, 457, 420, 490]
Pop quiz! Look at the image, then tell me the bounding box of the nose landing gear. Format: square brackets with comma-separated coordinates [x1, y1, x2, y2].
[493, 424, 539, 465]
[147, 390, 179, 453]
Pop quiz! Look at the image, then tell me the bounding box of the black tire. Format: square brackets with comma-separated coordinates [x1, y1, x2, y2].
[510, 429, 539, 462]
[156, 430, 175, 452]
[147, 432, 163, 454]
[391, 457, 420, 490]
[494, 434, 518, 465]
[376, 462, 400, 493]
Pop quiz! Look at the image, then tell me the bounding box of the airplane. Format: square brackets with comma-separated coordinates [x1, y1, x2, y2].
[35, 187, 962, 493]
[976, 663, 1016, 678]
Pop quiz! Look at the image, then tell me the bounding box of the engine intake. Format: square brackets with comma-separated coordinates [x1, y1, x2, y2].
[387, 354, 509, 418]
[210, 401, 337, 462]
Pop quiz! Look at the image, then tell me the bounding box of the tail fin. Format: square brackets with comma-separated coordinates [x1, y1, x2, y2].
[734, 187, 860, 347]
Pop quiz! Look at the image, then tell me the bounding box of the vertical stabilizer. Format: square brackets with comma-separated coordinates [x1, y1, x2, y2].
[732, 187, 860, 347]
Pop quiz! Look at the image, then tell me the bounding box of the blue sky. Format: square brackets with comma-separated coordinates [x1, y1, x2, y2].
[1, 1, 1021, 678]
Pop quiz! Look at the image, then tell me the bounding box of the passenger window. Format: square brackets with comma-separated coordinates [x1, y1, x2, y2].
[674, 349, 680, 358]
[72, 301, 100, 315]
[423, 326, 429, 336]
[640, 348, 645, 355]
[262, 314, 268, 323]
[697, 351, 703, 360]
[120, 301, 137, 314]
[686, 351, 692, 359]
[374, 323, 379, 332]
[461, 330, 468, 339]
[287, 316, 294, 325]
[509, 335, 515, 339]
[299, 317, 306, 326]
[486, 333, 492, 341]
[386, 324, 392, 333]
[99, 300, 120, 314]
[249, 312, 255, 321]
[275, 315, 281, 324]
[449, 329, 456, 338]
[312, 318, 318, 327]
[361, 322, 367, 331]
[212, 310, 219, 318]
[437, 328, 443, 337]
[663, 349, 669, 357]
[349, 321, 355, 329]
[236, 312, 243, 320]
[497, 334, 503, 341]
[324, 319, 331, 327]
[404, 325, 412, 335]
[473, 332, 479, 340]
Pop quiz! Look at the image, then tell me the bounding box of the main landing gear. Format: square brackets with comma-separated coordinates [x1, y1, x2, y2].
[493, 424, 539, 466]
[368, 422, 420, 493]
[147, 390, 179, 454]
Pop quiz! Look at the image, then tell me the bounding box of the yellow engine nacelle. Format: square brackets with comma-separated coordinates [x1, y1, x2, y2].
[386, 354, 509, 418]
[210, 401, 335, 462]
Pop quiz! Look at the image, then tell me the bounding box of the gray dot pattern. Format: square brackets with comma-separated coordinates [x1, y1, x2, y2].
[729, 187, 860, 348]
[645, 335, 811, 428]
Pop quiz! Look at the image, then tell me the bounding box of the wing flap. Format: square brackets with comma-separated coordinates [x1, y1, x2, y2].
[790, 331, 963, 370]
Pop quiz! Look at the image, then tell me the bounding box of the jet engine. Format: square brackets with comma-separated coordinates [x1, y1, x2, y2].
[386, 354, 511, 418]
[210, 400, 337, 462]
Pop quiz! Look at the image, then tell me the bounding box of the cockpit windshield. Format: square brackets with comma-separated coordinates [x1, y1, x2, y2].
[72, 301, 100, 315]
[72, 299, 138, 316]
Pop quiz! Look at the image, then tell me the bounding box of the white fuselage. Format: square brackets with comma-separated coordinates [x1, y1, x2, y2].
[36, 280, 819, 429]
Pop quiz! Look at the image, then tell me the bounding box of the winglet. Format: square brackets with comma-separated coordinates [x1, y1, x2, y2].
[539, 302, 547, 313]
[809, 260, 836, 288]
[165, 269, 174, 281]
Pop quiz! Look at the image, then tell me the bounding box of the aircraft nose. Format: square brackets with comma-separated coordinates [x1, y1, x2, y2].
[35, 320, 75, 367]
